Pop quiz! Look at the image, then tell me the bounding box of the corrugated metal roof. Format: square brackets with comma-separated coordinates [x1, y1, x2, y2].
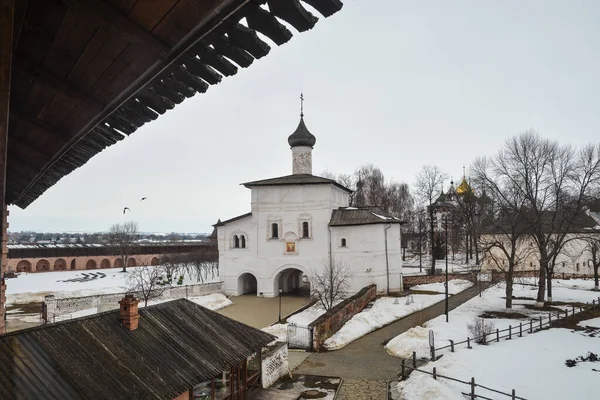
[329, 207, 404, 226]
[242, 174, 352, 193]
[213, 212, 252, 227]
[0, 299, 274, 400]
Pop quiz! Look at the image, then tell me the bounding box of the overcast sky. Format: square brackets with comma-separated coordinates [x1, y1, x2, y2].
[9, 0, 600, 234]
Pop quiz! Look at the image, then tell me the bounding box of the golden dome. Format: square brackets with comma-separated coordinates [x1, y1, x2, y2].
[456, 176, 474, 196]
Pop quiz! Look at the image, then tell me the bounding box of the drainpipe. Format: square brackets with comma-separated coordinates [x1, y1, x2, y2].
[384, 223, 392, 295]
[328, 226, 333, 269]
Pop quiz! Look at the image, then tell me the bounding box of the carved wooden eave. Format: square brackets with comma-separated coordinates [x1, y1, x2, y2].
[7, 0, 344, 208]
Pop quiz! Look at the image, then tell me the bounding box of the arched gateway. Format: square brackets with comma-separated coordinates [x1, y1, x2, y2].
[237, 273, 258, 295]
[273, 266, 310, 297]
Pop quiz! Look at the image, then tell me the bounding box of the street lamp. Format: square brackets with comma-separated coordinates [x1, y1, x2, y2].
[278, 288, 283, 323]
[445, 214, 449, 323]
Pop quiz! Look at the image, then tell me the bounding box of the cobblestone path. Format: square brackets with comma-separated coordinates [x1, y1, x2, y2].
[294, 285, 484, 399]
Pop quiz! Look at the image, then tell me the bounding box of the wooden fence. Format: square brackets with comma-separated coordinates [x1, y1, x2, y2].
[399, 358, 526, 400]
[392, 297, 600, 399]
[430, 297, 600, 360]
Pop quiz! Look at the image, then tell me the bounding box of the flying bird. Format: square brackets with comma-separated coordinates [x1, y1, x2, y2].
[123, 207, 131, 214]
[140, 197, 147, 201]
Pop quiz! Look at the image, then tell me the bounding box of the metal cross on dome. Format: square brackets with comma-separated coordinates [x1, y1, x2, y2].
[300, 92, 304, 117]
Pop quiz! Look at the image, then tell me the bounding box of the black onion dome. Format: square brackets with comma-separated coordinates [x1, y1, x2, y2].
[288, 117, 316, 148]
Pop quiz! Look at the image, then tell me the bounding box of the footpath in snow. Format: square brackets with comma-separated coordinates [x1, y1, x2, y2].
[390, 280, 600, 400]
[263, 280, 474, 348]
[323, 279, 474, 350]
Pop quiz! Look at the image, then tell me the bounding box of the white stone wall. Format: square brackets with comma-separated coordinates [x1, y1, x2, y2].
[292, 146, 312, 174]
[481, 233, 598, 275]
[44, 282, 223, 319]
[261, 342, 288, 388]
[332, 223, 404, 293]
[218, 182, 405, 296]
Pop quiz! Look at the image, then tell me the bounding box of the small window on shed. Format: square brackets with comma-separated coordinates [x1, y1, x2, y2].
[271, 223, 279, 239]
[233, 235, 240, 248]
[241, 235, 246, 248]
[576, 263, 580, 272]
[302, 221, 310, 238]
[341, 238, 347, 247]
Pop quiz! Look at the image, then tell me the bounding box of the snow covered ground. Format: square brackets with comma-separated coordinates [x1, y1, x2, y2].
[5, 267, 219, 304]
[389, 280, 600, 399]
[260, 302, 335, 343]
[386, 282, 600, 359]
[578, 317, 600, 329]
[395, 328, 600, 400]
[409, 279, 473, 295]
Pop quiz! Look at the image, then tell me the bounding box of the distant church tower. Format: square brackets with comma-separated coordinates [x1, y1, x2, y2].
[288, 93, 316, 175]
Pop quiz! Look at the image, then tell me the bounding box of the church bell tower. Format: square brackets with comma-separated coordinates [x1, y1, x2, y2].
[287, 93, 316, 175]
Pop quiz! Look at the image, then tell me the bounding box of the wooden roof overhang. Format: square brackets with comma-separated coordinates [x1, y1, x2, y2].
[6, 0, 344, 209]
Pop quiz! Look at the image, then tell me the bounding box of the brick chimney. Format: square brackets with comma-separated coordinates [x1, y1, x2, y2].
[119, 294, 140, 331]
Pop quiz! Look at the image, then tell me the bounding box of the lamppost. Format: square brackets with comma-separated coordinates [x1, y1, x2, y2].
[445, 214, 449, 323]
[278, 288, 283, 323]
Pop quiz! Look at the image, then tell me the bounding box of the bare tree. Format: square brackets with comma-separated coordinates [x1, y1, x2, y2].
[310, 261, 351, 311]
[126, 264, 170, 307]
[108, 221, 139, 272]
[415, 165, 448, 273]
[575, 235, 600, 291]
[489, 133, 600, 306]
[474, 157, 533, 308]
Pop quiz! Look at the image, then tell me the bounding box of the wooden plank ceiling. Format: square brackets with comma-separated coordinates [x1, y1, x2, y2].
[8, 0, 344, 208]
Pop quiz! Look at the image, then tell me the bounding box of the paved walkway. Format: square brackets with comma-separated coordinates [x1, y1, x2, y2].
[293, 285, 484, 399]
[217, 294, 309, 329]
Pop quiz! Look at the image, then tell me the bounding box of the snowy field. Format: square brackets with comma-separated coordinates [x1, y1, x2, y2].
[386, 281, 600, 359]
[389, 280, 600, 399]
[395, 327, 600, 400]
[5, 267, 219, 304]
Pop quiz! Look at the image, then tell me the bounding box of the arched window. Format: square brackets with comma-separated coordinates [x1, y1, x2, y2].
[271, 223, 279, 239]
[241, 235, 246, 248]
[341, 238, 347, 247]
[302, 221, 310, 238]
[233, 235, 240, 248]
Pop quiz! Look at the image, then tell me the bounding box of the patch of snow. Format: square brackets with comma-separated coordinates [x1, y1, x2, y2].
[385, 326, 431, 359]
[410, 279, 474, 295]
[262, 323, 288, 343]
[396, 370, 465, 400]
[371, 212, 390, 220]
[578, 317, 600, 328]
[287, 302, 336, 326]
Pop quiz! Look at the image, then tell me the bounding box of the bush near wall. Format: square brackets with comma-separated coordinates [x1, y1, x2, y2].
[309, 284, 377, 351]
[404, 273, 477, 288]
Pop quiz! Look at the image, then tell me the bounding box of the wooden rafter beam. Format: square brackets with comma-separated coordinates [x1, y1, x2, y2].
[11, 0, 27, 51]
[10, 112, 70, 143]
[61, 0, 169, 54]
[13, 57, 104, 113]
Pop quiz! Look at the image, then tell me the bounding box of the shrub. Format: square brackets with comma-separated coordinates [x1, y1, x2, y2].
[467, 317, 495, 344]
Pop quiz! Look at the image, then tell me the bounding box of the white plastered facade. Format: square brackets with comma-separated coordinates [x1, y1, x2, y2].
[216, 118, 403, 297]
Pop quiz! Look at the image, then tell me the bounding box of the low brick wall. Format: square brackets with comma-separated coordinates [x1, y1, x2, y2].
[309, 284, 377, 351]
[491, 270, 595, 283]
[404, 273, 477, 288]
[44, 281, 223, 320]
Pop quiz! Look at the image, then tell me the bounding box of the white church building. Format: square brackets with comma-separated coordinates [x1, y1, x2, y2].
[214, 113, 404, 298]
